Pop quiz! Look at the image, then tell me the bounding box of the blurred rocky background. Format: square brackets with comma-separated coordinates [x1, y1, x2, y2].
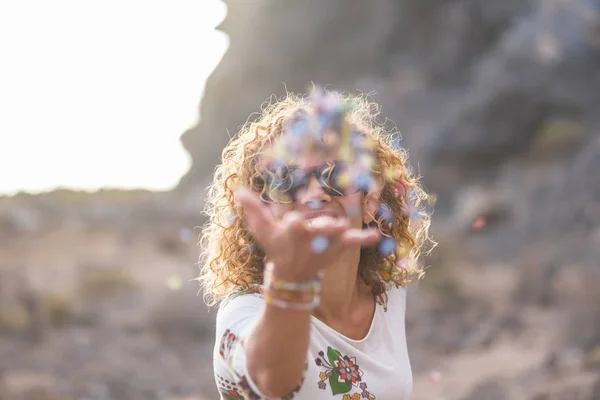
[1, 0, 600, 399]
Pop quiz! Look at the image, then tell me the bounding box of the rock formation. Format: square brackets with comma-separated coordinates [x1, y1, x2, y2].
[180, 0, 599, 261]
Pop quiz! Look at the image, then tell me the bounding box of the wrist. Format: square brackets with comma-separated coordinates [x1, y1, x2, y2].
[264, 259, 322, 282]
[261, 261, 323, 310]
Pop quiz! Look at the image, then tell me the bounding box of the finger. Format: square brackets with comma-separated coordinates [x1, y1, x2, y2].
[282, 211, 307, 234]
[304, 216, 349, 236]
[235, 189, 274, 242]
[340, 228, 381, 246]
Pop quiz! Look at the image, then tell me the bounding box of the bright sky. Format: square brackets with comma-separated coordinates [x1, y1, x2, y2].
[0, 0, 228, 195]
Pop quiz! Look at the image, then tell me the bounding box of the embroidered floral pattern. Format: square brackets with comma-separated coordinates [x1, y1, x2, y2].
[314, 346, 376, 399]
[218, 328, 304, 399]
[216, 374, 262, 400]
[226, 285, 263, 302]
[219, 329, 238, 360]
[216, 374, 245, 399]
[374, 291, 388, 312]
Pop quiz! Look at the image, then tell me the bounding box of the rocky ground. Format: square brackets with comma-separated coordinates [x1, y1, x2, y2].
[0, 189, 598, 400]
[0, 191, 216, 400]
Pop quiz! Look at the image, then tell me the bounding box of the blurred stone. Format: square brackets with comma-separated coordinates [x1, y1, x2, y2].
[3, 206, 43, 233]
[427, 0, 600, 169]
[593, 377, 600, 399]
[462, 379, 508, 400]
[530, 118, 586, 159]
[452, 186, 511, 232]
[147, 286, 215, 345]
[530, 372, 600, 400]
[0, 370, 65, 400]
[0, 302, 30, 334]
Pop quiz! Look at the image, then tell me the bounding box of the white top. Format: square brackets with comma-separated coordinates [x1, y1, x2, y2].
[212, 285, 412, 399]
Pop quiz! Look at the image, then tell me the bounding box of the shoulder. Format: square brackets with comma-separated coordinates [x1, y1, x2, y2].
[217, 285, 265, 322]
[214, 286, 266, 358]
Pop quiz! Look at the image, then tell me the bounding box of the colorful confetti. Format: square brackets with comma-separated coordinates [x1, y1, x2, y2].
[378, 237, 396, 257]
[224, 212, 237, 226]
[259, 87, 429, 256]
[472, 216, 486, 230]
[179, 228, 193, 243]
[311, 235, 329, 254]
[166, 275, 182, 290]
[378, 204, 395, 227]
[428, 369, 442, 384]
[308, 200, 322, 210]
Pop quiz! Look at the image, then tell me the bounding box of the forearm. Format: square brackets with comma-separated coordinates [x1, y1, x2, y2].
[245, 304, 311, 397]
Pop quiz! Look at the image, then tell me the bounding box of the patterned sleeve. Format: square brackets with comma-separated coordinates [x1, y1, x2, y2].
[213, 293, 305, 400]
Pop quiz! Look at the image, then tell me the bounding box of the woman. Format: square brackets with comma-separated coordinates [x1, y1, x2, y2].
[198, 88, 433, 399]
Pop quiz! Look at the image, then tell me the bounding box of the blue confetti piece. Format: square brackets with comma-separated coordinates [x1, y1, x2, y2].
[289, 118, 309, 137]
[378, 237, 396, 257]
[308, 200, 322, 210]
[311, 235, 329, 254]
[355, 172, 373, 192]
[378, 205, 395, 225]
[179, 228, 193, 243]
[224, 212, 237, 226]
[351, 134, 364, 148]
[390, 135, 402, 152]
[318, 113, 332, 131]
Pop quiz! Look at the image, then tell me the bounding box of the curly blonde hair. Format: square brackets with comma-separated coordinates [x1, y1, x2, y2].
[197, 90, 434, 306]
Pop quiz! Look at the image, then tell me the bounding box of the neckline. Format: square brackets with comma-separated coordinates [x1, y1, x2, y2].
[310, 299, 379, 343]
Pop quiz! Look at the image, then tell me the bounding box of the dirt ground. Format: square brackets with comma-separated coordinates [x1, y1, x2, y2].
[0, 190, 598, 400]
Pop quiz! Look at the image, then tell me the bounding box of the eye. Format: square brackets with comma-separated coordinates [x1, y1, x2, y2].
[253, 176, 272, 202]
[270, 165, 293, 191]
[253, 175, 265, 190]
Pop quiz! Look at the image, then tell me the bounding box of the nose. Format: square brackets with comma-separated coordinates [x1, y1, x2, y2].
[298, 175, 331, 206]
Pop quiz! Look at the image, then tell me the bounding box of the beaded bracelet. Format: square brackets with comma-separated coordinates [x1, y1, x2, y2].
[263, 292, 321, 310]
[262, 261, 323, 310]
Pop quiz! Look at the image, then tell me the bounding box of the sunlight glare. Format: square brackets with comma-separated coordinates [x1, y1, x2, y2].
[0, 0, 228, 195]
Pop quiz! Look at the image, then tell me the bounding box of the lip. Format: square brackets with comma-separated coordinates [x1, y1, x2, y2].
[304, 210, 338, 220]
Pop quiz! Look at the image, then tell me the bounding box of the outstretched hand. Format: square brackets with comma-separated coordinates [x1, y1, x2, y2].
[235, 188, 380, 281]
